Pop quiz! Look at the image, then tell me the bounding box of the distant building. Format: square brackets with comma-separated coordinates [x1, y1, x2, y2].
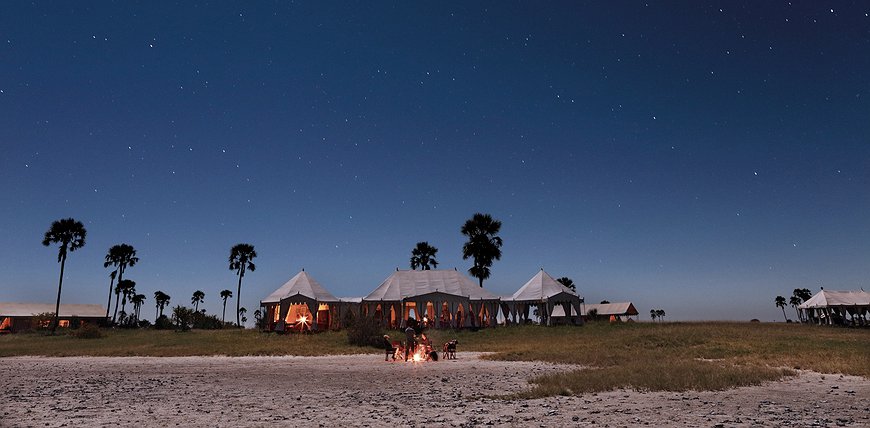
[583, 302, 639, 322]
[0, 302, 106, 333]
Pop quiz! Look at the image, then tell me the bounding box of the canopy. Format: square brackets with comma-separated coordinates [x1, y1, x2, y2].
[509, 269, 582, 302]
[0, 302, 105, 318]
[584, 302, 639, 316]
[261, 270, 340, 304]
[363, 269, 499, 302]
[798, 290, 870, 309]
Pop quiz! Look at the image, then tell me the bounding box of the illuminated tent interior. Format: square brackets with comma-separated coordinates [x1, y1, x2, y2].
[501, 269, 583, 326]
[0, 302, 106, 333]
[260, 270, 347, 332]
[361, 269, 501, 329]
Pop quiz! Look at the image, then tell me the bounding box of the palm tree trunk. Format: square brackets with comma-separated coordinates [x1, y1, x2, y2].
[51, 253, 67, 333]
[236, 267, 244, 328]
[222, 300, 227, 324]
[105, 272, 116, 319]
[781, 307, 787, 322]
[112, 265, 125, 324]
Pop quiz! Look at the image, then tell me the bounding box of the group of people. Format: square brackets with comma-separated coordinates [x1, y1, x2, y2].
[383, 318, 437, 362]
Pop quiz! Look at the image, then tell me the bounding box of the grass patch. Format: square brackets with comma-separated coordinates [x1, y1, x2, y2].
[1, 322, 866, 397]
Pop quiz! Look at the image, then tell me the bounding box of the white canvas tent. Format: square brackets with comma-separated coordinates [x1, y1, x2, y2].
[0, 302, 105, 332]
[361, 269, 501, 329]
[583, 302, 639, 321]
[260, 270, 344, 331]
[502, 269, 583, 326]
[798, 289, 870, 326]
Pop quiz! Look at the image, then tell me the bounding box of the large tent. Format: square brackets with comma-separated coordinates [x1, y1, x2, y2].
[502, 269, 583, 326]
[0, 302, 105, 333]
[798, 289, 870, 326]
[260, 270, 345, 332]
[361, 269, 501, 329]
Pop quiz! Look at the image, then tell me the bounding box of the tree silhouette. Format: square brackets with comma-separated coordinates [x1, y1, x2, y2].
[104, 244, 139, 324]
[789, 295, 803, 323]
[131, 293, 146, 324]
[238, 307, 247, 327]
[42, 218, 87, 333]
[104, 270, 117, 320]
[191, 290, 205, 312]
[775, 296, 787, 322]
[219, 289, 233, 325]
[154, 291, 171, 319]
[655, 309, 666, 321]
[460, 213, 503, 287]
[556, 277, 576, 292]
[117, 279, 136, 322]
[410, 241, 439, 270]
[650, 309, 657, 322]
[229, 243, 257, 328]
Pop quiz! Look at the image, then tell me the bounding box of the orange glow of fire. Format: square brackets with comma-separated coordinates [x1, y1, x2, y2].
[297, 315, 308, 324]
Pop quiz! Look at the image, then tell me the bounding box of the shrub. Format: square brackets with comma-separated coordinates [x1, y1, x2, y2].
[346, 315, 383, 347]
[72, 323, 103, 339]
[171, 306, 195, 331]
[154, 315, 173, 330]
[191, 312, 223, 330]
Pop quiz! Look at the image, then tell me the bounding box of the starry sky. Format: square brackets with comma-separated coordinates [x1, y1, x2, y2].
[2, 2, 868, 322]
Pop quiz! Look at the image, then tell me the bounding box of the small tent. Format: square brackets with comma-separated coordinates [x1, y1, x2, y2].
[0, 302, 105, 333]
[260, 270, 342, 331]
[583, 302, 639, 321]
[798, 289, 870, 326]
[502, 270, 583, 326]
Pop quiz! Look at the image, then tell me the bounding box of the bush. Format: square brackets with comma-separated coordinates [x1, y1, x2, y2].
[72, 323, 103, 339]
[172, 306, 195, 331]
[192, 312, 223, 330]
[346, 315, 384, 347]
[154, 315, 173, 330]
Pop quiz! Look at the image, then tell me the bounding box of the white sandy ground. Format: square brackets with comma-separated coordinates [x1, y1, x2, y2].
[0, 353, 868, 428]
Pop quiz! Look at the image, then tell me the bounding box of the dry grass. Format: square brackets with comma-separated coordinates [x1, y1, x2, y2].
[1, 322, 866, 397]
[0, 329, 365, 357]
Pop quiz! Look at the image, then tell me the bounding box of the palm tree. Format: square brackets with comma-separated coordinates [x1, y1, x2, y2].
[117, 279, 136, 322]
[154, 291, 171, 319]
[219, 289, 233, 324]
[229, 243, 257, 328]
[238, 307, 248, 327]
[655, 309, 666, 321]
[104, 270, 117, 319]
[410, 242, 439, 270]
[131, 293, 146, 323]
[191, 290, 205, 312]
[104, 244, 139, 324]
[460, 213, 503, 287]
[650, 309, 657, 322]
[556, 277, 576, 292]
[775, 296, 788, 322]
[789, 295, 803, 323]
[42, 218, 87, 333]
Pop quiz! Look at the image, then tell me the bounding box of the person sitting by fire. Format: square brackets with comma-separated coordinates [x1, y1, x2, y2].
[383, 335, 396, 361]
[404, 323, 416, 362]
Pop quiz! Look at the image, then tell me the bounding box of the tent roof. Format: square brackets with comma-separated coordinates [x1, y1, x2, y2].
[260, 270, 340, 304]
[584, 302, 638, 316]
[363, 270, 499, 301]
[509, 270, 582, 302]
[0, 302, 105, 318]
[798, 290, 870, 309]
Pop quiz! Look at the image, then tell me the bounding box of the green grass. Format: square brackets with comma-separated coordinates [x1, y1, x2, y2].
[1, 322, 866, 397]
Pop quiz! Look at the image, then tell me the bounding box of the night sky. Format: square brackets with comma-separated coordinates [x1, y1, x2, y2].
[2, 2, 868, 322]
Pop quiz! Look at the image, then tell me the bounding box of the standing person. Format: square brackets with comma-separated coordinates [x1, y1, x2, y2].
[404, 323, 416, 361]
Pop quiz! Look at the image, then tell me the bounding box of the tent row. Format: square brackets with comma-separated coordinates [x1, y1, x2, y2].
[259, 268, 585, 332]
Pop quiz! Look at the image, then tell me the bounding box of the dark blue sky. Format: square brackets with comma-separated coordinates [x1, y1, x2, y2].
[2, 2, 868, 321]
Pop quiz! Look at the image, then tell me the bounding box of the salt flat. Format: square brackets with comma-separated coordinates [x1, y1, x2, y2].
[1, 353, 867, 427]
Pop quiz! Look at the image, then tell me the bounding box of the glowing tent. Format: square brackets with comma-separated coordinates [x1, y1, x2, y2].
[260, 270, 344, 332]
[361, 269, 501, 329]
